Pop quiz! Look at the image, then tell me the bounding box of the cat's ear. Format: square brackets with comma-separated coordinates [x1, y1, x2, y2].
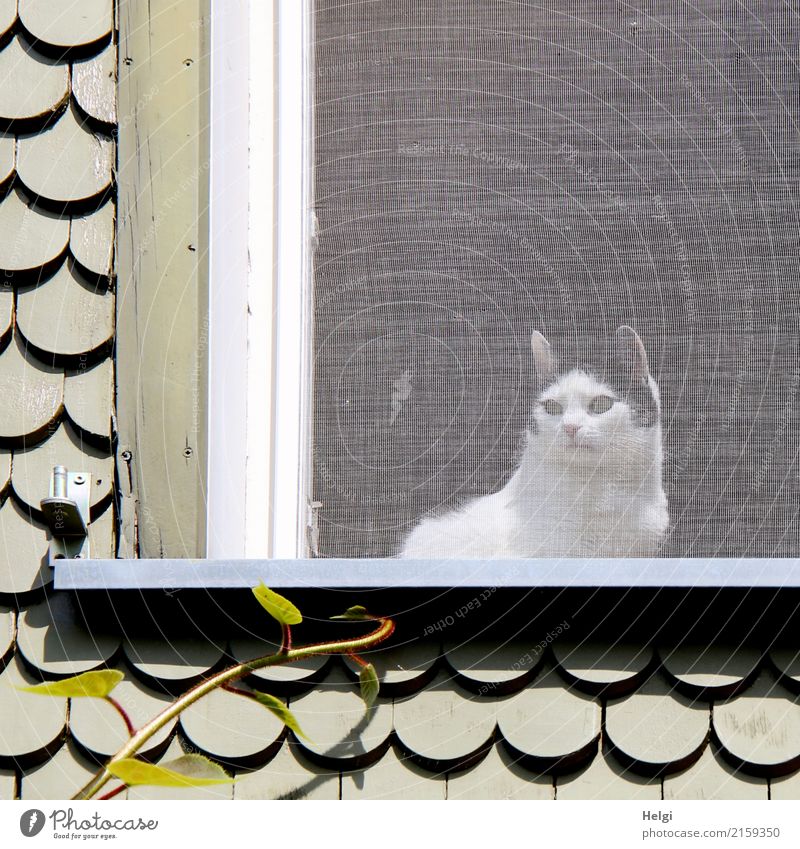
[615, 325, 650, 382]
[531, 331, 553, 380]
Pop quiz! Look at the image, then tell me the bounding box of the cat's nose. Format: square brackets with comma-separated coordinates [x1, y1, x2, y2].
[563, 423, 581, 438]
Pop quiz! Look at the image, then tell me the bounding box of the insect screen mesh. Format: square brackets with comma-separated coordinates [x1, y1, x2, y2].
[310, 1, 799, 558]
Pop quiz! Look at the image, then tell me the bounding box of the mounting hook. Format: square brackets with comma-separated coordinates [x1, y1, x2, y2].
[40, 465, 91, 562]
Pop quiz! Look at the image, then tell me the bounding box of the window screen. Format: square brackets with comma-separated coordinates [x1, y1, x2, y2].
[311, 1, 799, 559]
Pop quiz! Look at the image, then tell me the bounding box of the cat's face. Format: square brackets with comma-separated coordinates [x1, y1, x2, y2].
[529, 327, 662, 467]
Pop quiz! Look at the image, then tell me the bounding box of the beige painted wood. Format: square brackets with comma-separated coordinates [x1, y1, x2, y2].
[21, 740, 98, 800]
[0, 0, 15, 38]
[0, 606, 13, 661]
[16, 593, 119, 675]
[605, 676, 709, 770]
[342, 639, 440, 690]
[393, 670, 497, 764]
[0, 189, 70, 273]
[64, 357, 113, 440]
[343, 746, 446, 800]
[0, 655, 66, 761]
[290, 667, 393, 766]
[556, 752, 661, 800]
[0, 336, 62, 441]
[660, 644, 760, 693]
[0, 447, 10, 494]
[17, 263, 113, 357]
[127, 738, 233, 800]
[230, 637, 330, 684]
[553, 642, 653, 691]
[0, 497, 50, 596]
[713, 669, 800, 771]
[0, 37, 69, 122]
[69, 674, 176, 759]
[123, 635, 224, 684]
[234, 741, 339, 800]
[12, 422, 112, 513]
[448, 743, 554, 800]
[70, 201, 114, 278]
[88, 501, 115, 558]
[72, 43, 116, 125]
[0, 769, 14, 800]
[180, 685, 285, 762]
[19, 0, 112, 49]
[17, 103, 112, 204]
[116, 0, 209, 558]
[0, 133, 13, 184]
[770, 769, 800, 800]
[445, 639, 542, 689]
[497, 667, 600, 763]
[663, 746, 767, 800]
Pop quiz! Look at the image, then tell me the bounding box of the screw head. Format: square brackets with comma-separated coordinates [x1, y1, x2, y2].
[74, 475, 86, 485]
[121, 450, 132, 462]
[183, 447, 194, 458]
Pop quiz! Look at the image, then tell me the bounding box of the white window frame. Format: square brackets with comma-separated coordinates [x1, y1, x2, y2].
[207, 0, 312, 559]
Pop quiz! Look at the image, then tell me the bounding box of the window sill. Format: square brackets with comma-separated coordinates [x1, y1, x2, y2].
[52, 557, 800, 590]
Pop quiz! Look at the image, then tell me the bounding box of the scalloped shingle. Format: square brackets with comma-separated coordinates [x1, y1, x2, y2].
[16, 593, 119, 676]
[69, 674, 176, 761]
[16, 261, 113, 358]
[0, 190, 70, 274]
[70, 201, 114, 279]
[64, 357, 113, 441]
[180, 686, 286, 767]
[393, 671, 497, 771]
[0, 655, 66, 768]
[10, 421, 112, 515]
[0, 497, 50, 598]
[19, 0, 112, 52]
[72, 44, 116, 126]
[605, 676, 709, 775]
[0, 37, 69, 124]
[17, 103, 112, 206]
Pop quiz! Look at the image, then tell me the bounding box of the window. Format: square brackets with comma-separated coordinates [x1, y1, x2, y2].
[307, 2, 800, 562]
[60, 1, 800, 589]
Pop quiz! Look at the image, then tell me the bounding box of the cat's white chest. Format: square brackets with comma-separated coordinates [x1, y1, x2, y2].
[509, 476, 668, 557]
[399, 456, 668, 559]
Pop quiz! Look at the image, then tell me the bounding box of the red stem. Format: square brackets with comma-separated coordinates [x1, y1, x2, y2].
[104, 696, 135, 737]
[280, 623, 292, 655]
[98, 784, 127, 801]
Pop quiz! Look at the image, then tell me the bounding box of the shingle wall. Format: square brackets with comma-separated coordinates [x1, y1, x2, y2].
[0, 1, 115, 603]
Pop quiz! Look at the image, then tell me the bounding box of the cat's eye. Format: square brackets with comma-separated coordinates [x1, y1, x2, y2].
[589, 395, 615, 414]
[542, 399, 563, 415]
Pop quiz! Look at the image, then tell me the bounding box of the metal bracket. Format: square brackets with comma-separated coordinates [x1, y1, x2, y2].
[40, 466, 91, 562]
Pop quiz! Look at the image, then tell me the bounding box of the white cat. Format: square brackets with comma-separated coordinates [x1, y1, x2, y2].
[399, 326, 668, 558]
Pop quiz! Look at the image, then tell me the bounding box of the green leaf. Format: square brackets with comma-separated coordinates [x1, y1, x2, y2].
[252, 582, 302, 625]
[331, 605, 374, 621]
[108, 755, 234, 788]
[250, 691, 311, 741]
[18, 669, 125, 698]
[359, 662, 380, 709]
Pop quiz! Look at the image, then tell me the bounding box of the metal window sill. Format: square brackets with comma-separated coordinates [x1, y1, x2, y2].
[52, 557, 800, 590]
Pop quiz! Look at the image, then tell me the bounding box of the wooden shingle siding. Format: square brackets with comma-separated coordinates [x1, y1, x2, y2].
[0, 0, 115, 603]
[116, 0, 209, 558]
